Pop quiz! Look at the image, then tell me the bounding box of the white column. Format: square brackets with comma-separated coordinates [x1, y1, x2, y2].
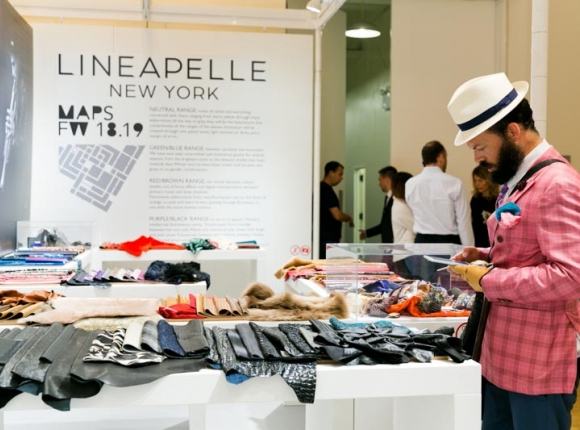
[312, 28, 322, 259]
[530, 0, 549, 137]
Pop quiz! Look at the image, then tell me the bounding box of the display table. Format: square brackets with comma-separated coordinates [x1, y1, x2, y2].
[0, 359, 481, 430]
[286, 278, 469, 335]
[92, 249, 266, 297]
[0, 281, 207, 298]
[0, 250, 92, 273]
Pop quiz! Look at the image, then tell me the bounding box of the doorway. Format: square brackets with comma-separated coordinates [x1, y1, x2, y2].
[353, 167, 366, 241]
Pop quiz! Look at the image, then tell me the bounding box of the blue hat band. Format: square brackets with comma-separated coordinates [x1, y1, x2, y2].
[457, 88, 517, 132]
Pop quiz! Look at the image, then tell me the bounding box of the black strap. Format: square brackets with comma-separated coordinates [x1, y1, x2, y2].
[509, 158, 564, 196]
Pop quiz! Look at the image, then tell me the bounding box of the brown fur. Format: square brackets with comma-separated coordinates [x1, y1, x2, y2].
[242, 282, 350, 321]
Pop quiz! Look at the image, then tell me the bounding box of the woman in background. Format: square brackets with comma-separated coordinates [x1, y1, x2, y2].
[470, 165, 499, 247]
[391, 172, 415, 244]
[390, 172, 414, 278]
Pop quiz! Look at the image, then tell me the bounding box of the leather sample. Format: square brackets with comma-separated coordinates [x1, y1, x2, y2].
[73, 338, 206, 389]
[249, 322, 281, 359]
[279, 324, 316, 355]
[0, 327, 47, 409]
[12, 323, 65, 394]
[210, 326, 317, 403]
[42, 328, 103, 411]
[226, 329, 251, 360]
[235, 323, 264, 360]
[172, 320, 209, 358]
[226, 296, 246, 316]
[309, 318, 343, 347]
[140, 320, 163, 354]
[204, 327, 220, 366]
[41, 324, 76, 363]
[157, 320, 186, 357]
[84, 329, 165, 366]
[123, 320, 146, 352]
[260, 326, 303, 358]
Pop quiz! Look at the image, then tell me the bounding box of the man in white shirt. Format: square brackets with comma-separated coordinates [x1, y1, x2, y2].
[405, 140, 474, 246]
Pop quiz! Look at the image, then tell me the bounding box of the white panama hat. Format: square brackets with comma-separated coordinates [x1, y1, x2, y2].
[447, 72, 529, 146]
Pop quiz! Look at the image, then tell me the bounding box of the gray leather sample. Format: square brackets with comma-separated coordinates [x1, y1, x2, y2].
[12, 323, 65, 394]
[140, 320, 162, 354]
[172, 320, 209, 358]
[235, 323, 264, 360]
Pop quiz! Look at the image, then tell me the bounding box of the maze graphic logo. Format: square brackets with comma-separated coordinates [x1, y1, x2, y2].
[59, 144, 145, 212]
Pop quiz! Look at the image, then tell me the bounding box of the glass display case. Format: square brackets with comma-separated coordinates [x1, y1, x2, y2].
[16, 220, 99, 249]
[324, 243, 472, 318]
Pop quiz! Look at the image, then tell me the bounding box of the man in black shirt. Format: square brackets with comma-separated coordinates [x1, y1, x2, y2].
[359, 165, 397, 243]
[319, 161, 353, 259]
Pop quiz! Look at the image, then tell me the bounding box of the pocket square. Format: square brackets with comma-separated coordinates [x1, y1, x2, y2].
[495, 202, 521, 220]
[495, 202, 522, 229]
[499, 212, 522, 229]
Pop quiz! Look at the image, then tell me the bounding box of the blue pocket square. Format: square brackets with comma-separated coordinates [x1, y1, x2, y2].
[495, 202, 521, 221]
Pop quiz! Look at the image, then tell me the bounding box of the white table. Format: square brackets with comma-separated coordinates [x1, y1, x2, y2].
[0, 359, 481, 430]
[0, 281, 207, 298]
[92, 249, 266, 297]
[0, 250, 92, 273]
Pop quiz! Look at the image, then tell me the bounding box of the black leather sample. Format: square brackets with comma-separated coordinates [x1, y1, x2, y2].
[309, 319, 344, 346]
[42, 328, 103, 411]
[41, 324, 76, 363]
[249, 322, 281, 360]
[279, 324, 316, 354]
[13, 323, 65, 394]
[227, 329, 251, 360]
[210, 326, 317, 403]
[260, 326, 303, 358]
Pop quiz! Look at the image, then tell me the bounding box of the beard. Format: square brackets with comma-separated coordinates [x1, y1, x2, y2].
[480, 135, 525, 185]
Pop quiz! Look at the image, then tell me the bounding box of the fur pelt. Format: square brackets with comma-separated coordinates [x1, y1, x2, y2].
[242, 282, 349, 321]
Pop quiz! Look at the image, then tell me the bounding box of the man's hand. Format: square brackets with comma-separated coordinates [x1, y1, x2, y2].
[451, 246, 480, 263]
[345, 215, 354, 228]
[359, 230, 367, 240]
[449, 261, 492, 292]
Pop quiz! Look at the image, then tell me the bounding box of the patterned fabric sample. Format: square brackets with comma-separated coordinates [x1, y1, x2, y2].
[83, 329, 165, 366]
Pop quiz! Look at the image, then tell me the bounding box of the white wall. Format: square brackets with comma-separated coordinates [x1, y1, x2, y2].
[390, 0, 501, 188]
[344, 6, 391, 243]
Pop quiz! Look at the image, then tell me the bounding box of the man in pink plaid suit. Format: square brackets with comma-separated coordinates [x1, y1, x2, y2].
[447, 73, 580, 430]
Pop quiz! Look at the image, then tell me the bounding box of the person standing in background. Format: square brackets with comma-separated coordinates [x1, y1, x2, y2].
[319, 161, 354, 259]
[359, 165, 398, 243]
[390, 171, 415, 244]
[470, 165, 499, 247]
[405, 140, 474, 246]
[390, 171, 415, 278]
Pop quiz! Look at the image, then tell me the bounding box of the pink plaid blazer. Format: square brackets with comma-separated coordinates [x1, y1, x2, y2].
[479, 147, 580, 395]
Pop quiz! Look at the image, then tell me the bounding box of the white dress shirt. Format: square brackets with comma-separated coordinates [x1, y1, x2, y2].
[405, 166, 474, 246]
[391, 197, 415, 244]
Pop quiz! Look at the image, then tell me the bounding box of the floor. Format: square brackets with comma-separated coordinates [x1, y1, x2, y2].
[573, 401, 580, 430]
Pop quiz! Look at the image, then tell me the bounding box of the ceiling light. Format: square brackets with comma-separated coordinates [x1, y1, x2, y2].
[306, 0, 322, 13]
[345, 23, 381, 39]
